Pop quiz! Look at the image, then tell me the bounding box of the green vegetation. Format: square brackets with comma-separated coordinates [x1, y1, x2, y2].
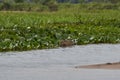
[0, 3, 120, 52]
[0, 0, 120, 12]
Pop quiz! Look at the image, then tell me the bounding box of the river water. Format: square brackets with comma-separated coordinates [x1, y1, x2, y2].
[0, 44, 120, 80]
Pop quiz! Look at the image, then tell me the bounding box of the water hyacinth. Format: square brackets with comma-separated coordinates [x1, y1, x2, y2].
[0, 10, 120, 52]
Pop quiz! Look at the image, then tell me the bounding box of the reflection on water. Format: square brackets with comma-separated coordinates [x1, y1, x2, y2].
[0, 44, 120, 80]
[0, 44, 120, 68]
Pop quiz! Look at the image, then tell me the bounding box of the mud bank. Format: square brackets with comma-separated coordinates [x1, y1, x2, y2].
[76, 62, 120, 69]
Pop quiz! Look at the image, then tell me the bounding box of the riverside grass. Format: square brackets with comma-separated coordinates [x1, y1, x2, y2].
[0, 10, 120, 52]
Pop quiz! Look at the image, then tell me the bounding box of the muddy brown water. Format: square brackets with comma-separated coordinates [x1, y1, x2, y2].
[0, 44, 120, 80]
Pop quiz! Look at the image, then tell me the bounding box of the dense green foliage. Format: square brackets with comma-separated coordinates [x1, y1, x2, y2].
[2, 0, 120, 3]
[0, 0, 120, 11]
[0, 8, 120, 51]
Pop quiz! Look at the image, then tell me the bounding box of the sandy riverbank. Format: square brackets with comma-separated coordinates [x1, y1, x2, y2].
[75, 62, 120, 69]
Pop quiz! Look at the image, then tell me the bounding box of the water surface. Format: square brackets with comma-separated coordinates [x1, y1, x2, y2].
[0, 44, 120, 80]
